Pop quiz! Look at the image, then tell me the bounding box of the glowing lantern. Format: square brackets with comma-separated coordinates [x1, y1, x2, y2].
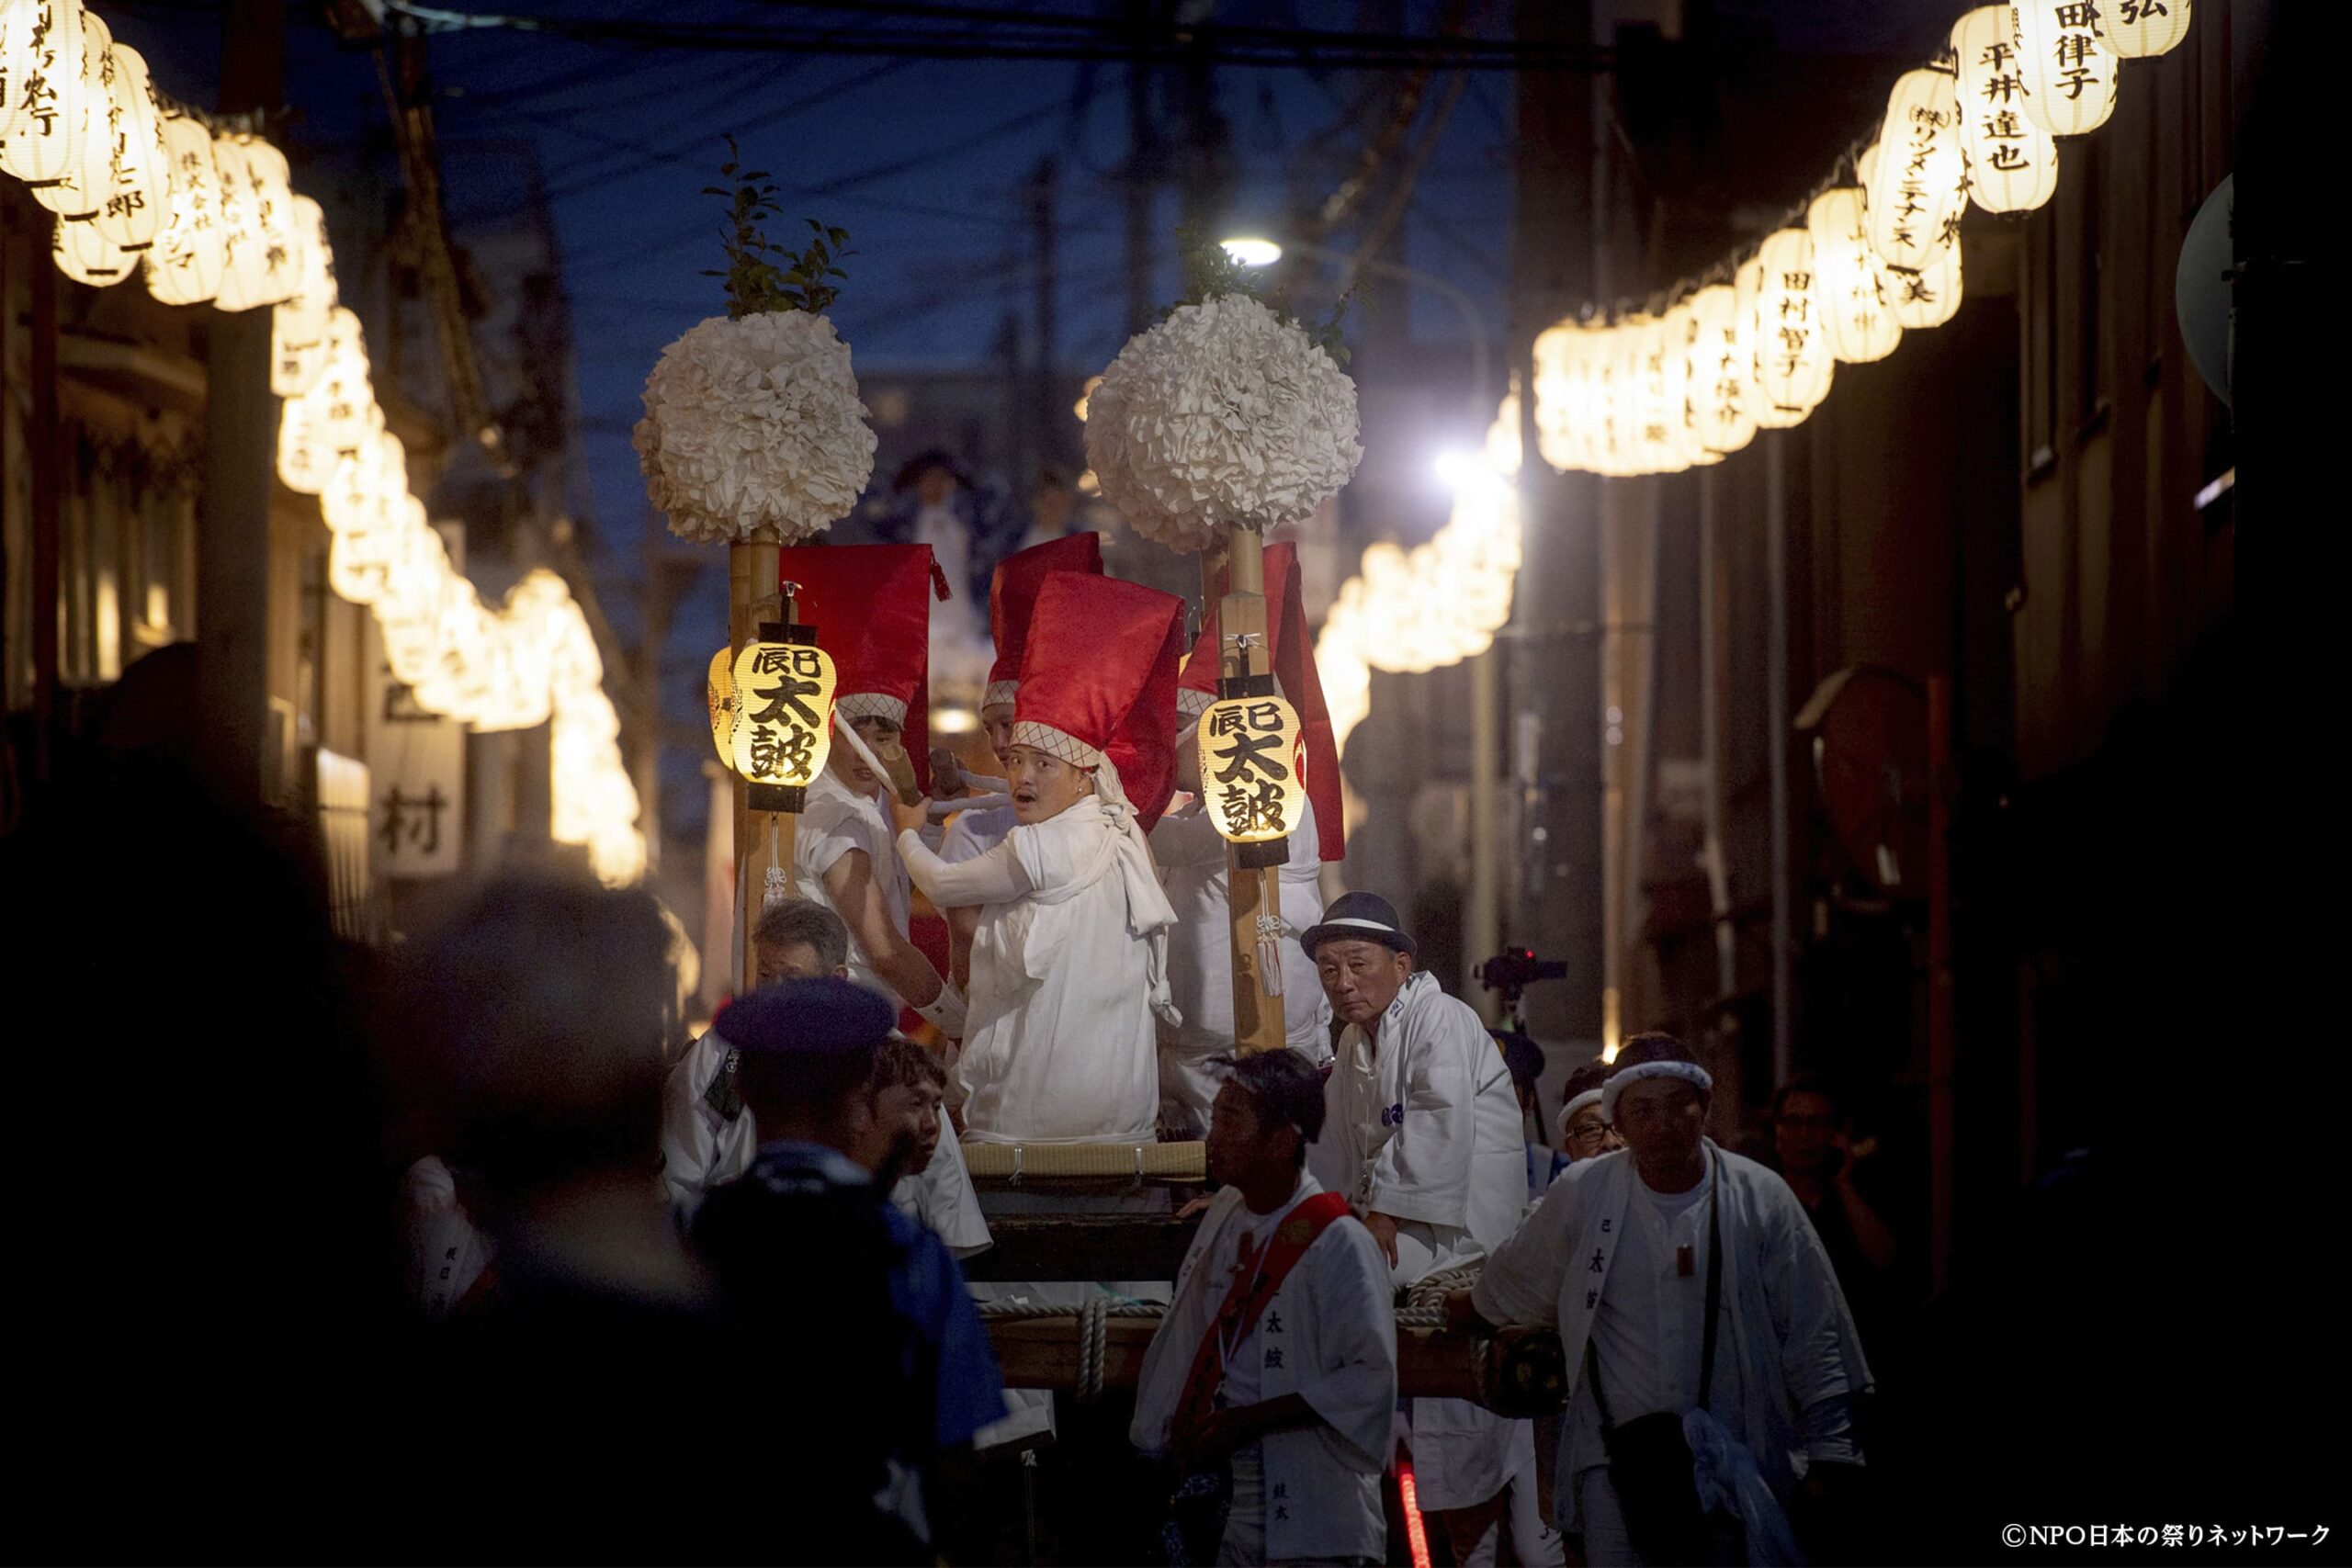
[209, 132, 300, 311]
[1951, 8, 2060, 213]
[277, 391, 329, 495]
[315, 309, 375, 457]
[2106, 0, 2190, 57]
[143, 113, 226, 306]
[31, 6, 107, 216]
[1892, 235, 1964, 330]
[1688, 282, 1757, 457]
[1197, 694, 1308, 849]
[1750, 229, 1834, 428]
[706, 649, 739, 763]
[1620, 315, 1684, 476]
[1808, 188, 1903, 365]
[2013, 0, 2120, 138]
[52, 215, 131, 287]
[1865, 65, 1967, 275]
[271, 197, 336, 397]
[729, 639, 837, 805]
[1532, 322, 1592, 474]
[1663, 300, 1719, 468]
[0, 0, 86, 186]
[91, 40, 164, 251]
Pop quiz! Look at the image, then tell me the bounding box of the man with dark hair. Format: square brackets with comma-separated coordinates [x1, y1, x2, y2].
[1771, 1076, 1896, 1323]
[1132, 1050, 1397, 1564]
[1555, 1060, 1623, 1169]
[693, 977, 1004, 1562]
[661, 898, 851, 1218]
[1452, 1033, 1872, 1565]
[871, 1036, 989, 1259]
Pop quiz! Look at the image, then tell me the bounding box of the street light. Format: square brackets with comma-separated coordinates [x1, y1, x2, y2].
[1216, 231, 1491, 424]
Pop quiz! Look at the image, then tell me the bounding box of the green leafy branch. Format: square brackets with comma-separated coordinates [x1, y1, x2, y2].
[700, 136, 852, 319]
[1165, 223, 1353, 366]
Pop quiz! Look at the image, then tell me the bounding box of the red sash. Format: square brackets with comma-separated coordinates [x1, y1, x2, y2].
[1175, 1190, 1352, 1434]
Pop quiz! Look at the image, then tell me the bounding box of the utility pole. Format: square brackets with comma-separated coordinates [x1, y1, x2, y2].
[198, 0, 288, 807]
[1509, 0, 1605, 1051]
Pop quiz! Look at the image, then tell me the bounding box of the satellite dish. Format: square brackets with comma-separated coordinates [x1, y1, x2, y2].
[2176, 175, 2233, 407]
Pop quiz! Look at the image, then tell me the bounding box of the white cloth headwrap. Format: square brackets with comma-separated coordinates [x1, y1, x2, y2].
[1557, 1087, 1606, 1138]
[835, 692, 909, 727]
[981, 681, 1019, 712]
[1600, 1058, 1714, 1122]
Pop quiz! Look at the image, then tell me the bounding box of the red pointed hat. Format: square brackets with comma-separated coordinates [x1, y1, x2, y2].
[1177, 542, 1345, 861]
[776, 543, 950, 792]
[985, 532, 1103, 712]
[1012, 570, 1186, 830]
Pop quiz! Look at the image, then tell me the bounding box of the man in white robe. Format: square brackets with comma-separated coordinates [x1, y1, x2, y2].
[1133, 1049, 1396, 1566]
[1299, 891, 1544, 1567]
[891, 570, 1189, 1145]
[1453, 1034, 1871, 1565]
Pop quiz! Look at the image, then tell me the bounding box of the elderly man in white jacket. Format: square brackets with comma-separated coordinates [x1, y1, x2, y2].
[1133, 1048, 1396, 1566]
[1303, 890, 1556, 1568]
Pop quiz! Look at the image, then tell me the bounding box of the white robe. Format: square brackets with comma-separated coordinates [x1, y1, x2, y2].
[940, 802, 1015, 865]
[401, 1156, 492, 1318]
[1470, 1142, 1873, 1533]
[1151, 796, 1333, 1136]
[1306, 970, 1528, 1514]
[899, 795, 1175, 1144]
[793, 769, 912, 1007]
[1131, 1177, 1396, 1565]
[659, 1029, 754, 1219]
[891, 1134, 992, 1259]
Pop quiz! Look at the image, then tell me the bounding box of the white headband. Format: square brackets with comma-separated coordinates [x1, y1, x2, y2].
[1557, 1088, 1605, 1136]
[981, 681, 1019, 712]
[1600, 1059, 1714, 1122]
[835, 692, 909, 727]
[1009, 719, 1102, 771]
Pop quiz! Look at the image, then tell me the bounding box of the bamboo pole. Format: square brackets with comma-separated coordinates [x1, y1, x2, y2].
[1218, 525, 1286, 1055]
[729, 537, 789, 997]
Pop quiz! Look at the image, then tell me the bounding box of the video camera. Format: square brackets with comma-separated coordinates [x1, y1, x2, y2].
[1477, 947, 1567, 1034]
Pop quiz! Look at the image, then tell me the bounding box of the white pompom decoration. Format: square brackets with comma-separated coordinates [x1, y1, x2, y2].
[1083, 294, 1362, 552]
[633, 310, 877, 546]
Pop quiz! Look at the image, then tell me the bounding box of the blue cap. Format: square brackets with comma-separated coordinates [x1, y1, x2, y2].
[722, 976, 896, 1057]
[1300, 890, 1417, 959]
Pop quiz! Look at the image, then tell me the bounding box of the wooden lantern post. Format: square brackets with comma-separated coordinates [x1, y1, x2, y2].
[729, 535, 794, 997]
[1215, 524, 1289, 1055]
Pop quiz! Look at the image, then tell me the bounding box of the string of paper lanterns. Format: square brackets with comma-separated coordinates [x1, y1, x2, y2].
[1531, 1, 2193, 479]
[2, 0, 647, 885]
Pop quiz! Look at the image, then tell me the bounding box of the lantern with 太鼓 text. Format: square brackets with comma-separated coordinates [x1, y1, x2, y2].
[1750, 228, 1833, 428]
[729, 639, 837, 801]
[1952, 7, 2060, 213]
[143, 113, 227, 305]
[1809, 187, 1903, 365]
[1865, 64, 1967, 275]
[0, 0, 86, 187]
[1197, 694, 1307, 847]
[1689, 282, 1757, 457]
[2106, 0, 2190, 58]
[2013, 0, 2120, 138]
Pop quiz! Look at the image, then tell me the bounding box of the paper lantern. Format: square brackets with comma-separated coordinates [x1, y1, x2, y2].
[270, 197, 336, 397]
[1866, 65, 1967, 275]
[52, 215, 131, 287]
[277, 390, 330, 496]
[706, 649, 739, 763]
[143, 113, 227, 306]
[1688, 282, 1757, 457]
[209, 133, 287, 310]
[1750, 229, 1834, 428]
[1532, 322, 1593, 474]
[2106, 0, 2190, 57]
[1197, 694, 1306, 844]
[1951, 7, 2061, 213]
[91, 40, 164, 251]
[314, 309, 375, 457]
[31, 6, 107, 216]
[242, 139, 304, 306]
[1663, 300, 1720, 468]
[1809, 188, 1903, 365]
[0, 0, 86, 186]
[1623, 314, 1688, 476]
[2014, 0, 2120, 137]
[729, 640, 837, 795]
[1892, 235, 1965, 330]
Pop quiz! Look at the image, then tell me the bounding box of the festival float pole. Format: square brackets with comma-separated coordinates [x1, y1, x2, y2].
[1216, 525, 1288, 1056]
[728, 536, 786, 996]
